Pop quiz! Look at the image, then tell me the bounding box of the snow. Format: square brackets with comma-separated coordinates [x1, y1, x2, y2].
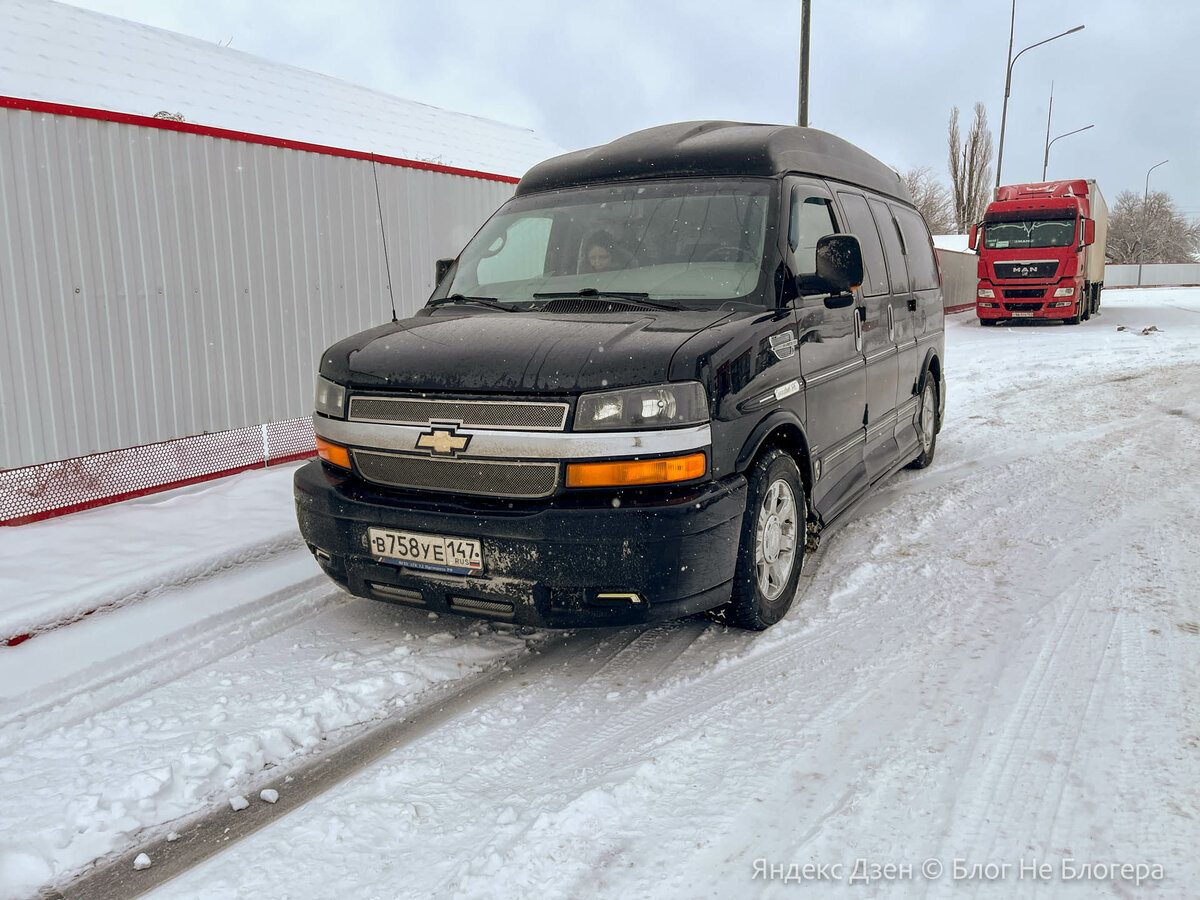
[2, 0, 563, 177]
[2, 289, 1199, 899]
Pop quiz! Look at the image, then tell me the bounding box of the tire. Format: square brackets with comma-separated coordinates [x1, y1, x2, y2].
[723, 449, 805, 630]
[1066, 299, 1082, 325]
[906, 374, 938, 470]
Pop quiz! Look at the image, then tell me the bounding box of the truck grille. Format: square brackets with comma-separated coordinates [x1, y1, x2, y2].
[348, 396, 568, 431]
[994, 261, 1058, 279]
[352, 450, 559, 498]
[1003, 302, 1043, 312]
[1003, 289, 1045, 299]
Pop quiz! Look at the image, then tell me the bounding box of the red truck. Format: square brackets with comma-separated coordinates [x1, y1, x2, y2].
[969, 179, 1107, 326]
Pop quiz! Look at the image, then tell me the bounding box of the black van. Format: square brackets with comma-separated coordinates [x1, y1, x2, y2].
[294, 121, 945, 630]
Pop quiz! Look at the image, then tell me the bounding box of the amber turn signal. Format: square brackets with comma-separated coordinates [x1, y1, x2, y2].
[566, 452, 706, 488]
[315, 435, 351, 469]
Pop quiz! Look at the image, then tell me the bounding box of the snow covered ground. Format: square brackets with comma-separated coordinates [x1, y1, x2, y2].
[2, 289, 1199, 899]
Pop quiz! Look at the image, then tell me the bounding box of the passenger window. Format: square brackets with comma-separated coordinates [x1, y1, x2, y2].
[868, 198, 908, 294]
[894, 207, 940, 291]
[475, 216, 553, 284]
[836, 192, 890, 297]
[789, 193, 837, 277]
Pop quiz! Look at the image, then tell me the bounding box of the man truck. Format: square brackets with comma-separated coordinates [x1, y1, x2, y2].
[969, 179, 1107, 326]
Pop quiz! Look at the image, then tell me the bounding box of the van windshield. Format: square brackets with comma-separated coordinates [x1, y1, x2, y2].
[435, 178, 775, 307]
[983, 218, 1077, 249]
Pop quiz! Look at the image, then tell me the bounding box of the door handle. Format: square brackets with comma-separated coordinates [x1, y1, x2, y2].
[856, 306, 866, 322]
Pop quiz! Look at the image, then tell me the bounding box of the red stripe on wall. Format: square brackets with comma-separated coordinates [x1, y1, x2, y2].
[0, 94, 521, 185]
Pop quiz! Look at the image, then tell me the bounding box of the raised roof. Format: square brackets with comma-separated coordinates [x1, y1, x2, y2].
[516, 121, 910, 202]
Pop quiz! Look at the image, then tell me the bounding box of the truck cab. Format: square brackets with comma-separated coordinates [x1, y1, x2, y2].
[294, 121, 946, 630]
[970, 180, 1107, 326]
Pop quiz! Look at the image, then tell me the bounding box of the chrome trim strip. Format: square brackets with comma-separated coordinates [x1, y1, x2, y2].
[897, 397, 919, 419]
[317, 418, 712, 460]
[804, 357, 865, 388]
[822, 430, 865, 464]
[865, 346, 897, 364]
[916, 332, 942, 346]
[866, 410, 897, 438]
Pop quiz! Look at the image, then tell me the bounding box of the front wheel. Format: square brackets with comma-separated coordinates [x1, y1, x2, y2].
[722, 449, 806, 630]
[906, 375, 938, 470]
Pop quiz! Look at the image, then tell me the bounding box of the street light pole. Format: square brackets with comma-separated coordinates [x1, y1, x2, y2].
[798, 0, 811, 127]
[1138, 159, 1169, 287]
[1043, 124, 1094, 180]
[994, 10, 1085, 194]
[1042, 80, 1054, 179]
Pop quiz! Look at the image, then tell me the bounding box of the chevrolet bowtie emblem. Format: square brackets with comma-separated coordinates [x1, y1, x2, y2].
[416, 426, 471, 457]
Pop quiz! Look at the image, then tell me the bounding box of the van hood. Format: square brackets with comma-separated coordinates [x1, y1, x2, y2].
[319, 309, 734, 394]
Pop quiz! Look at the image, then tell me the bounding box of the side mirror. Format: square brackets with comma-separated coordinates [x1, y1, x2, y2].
[435, 257, 455, 285]
[814, 233, 864, 294]
[968, 224, 979, 251]
[1081, 218, 1095, 247]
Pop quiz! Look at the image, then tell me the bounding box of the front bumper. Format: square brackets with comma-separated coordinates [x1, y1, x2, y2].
[977, 280, 1081, 320]
[294, 461, 747, 627]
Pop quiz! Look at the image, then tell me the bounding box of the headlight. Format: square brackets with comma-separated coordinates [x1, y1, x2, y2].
[977, 288, 995, 298]
[575, 382, 708, 431]
[1053, 287, 1075, 297]
[314, 375, 347, 419]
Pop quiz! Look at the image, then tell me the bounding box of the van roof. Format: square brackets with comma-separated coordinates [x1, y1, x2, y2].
[515, 121, 912, 203]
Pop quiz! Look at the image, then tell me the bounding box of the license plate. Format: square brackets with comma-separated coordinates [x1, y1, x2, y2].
[367, 527, 483, 575]
[1011, 311, 1034, 317]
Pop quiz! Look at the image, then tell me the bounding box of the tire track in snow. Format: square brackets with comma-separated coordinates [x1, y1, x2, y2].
[40, 628, 611, 900]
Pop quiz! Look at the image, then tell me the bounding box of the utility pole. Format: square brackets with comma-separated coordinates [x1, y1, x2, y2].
[798, 0, 811, 127]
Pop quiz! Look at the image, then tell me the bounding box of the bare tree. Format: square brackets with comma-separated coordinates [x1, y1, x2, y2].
[1106, 190, 1200, 264]
[947, 103, 994, 232]
[901, 166, 955, 234]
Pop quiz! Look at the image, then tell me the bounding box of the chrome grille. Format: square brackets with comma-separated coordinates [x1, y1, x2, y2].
[348, 396, 568, 431]
[1003, 302, 1043, 312]
[1002, 289, 1045, 299]
[353, 450, 559, 498]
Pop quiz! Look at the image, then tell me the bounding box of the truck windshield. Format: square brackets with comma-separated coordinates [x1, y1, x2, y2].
[434, 178, 775, 307]
[983, 218, 1076, 250]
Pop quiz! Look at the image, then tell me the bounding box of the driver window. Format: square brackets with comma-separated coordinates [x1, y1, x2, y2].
[475, 216, 553, 284]
[789, 193, 837, 277]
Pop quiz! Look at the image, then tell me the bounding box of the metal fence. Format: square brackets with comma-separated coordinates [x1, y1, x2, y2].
[0, 98, 516, 472]
[1105, 264, 1200, 287]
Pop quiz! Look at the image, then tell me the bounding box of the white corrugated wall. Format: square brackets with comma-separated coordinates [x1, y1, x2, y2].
[0, 105, 514, 469]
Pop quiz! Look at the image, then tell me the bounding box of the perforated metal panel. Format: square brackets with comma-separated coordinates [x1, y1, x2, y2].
[0, 417, 315, 525]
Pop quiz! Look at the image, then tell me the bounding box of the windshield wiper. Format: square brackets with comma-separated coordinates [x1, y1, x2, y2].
[532, 288, 684, 310]
[427, 294, 517, 312]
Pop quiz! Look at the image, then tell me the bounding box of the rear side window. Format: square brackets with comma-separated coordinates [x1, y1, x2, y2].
[836, 191, 890, 297]
[894, 206, 940, 291]
[789, 193, 837, 277]
[868, 198, 908, 294]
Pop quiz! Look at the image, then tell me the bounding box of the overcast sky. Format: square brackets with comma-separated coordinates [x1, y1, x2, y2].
[57, 0, 1200, 218]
